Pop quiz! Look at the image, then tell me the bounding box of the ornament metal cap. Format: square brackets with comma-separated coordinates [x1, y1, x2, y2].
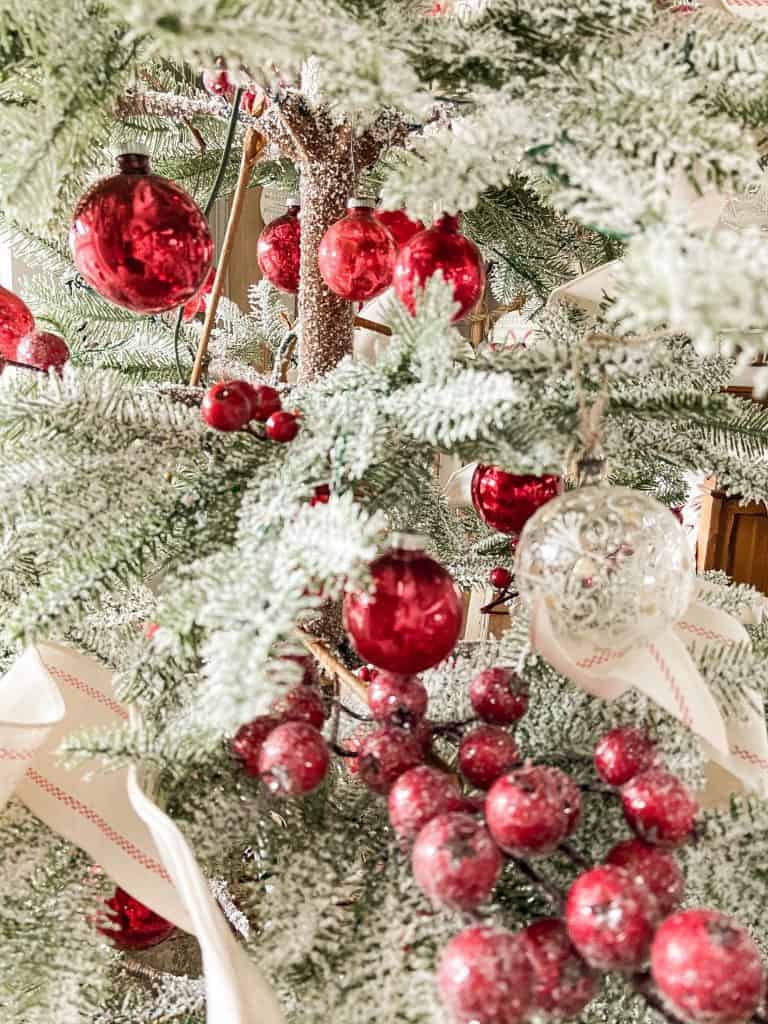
[286, 195, 300, 208]
[347, 197, 377, 209]
[388, 531, 428, 551]
[111, 140, 150, 159]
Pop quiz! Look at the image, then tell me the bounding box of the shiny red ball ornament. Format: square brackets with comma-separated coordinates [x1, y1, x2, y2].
[15, 330, 70, 372]
[202, 65, 236, 101]
[594, 726, 656, 786]
[0, 285, 35, 359]
[271, 685, 326, 729]
[318, 199, 397, 302]
[469, 667, 528, 725]
[182, 266, 216, 320]
[368, 671, 428, 727]
[97, 887, 175, 950]
[373, 208, 425, 248]
[70, 151, 213, 314]
[520, 918, 600, 1020]
[387, 765, 464, 838]
[458, 725, 519, 790]
[258, 721, 329, 796]
[471, 464, 563, 535]
[357, 725, 423, 794]
[621, 768, 697, 848]
[485, 765, 575, 857]
[651, 910, 765, 1024]
[412, 811, 502, 910]
[257, 198, 301, 294]
[393, 213, 485, 322]
[565, 865, 657, 971]
[605, 838, 684, 919]
[232, 715, 281, 776]
[266, 410, 299, 442]
[438, 925, 532, 1024]
[489, 566, 512, 590]
[342, 534, 463, 674]
[201, 381, 252, 431]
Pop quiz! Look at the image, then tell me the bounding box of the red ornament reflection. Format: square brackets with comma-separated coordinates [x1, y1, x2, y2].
[70, 152, 214, 314]
[373, 208, 425, 249]
[471, 464, 563, 535]
[257, 199, 301, 294]
[343, 536, 463, 674]
[182, 266, 216, 320]
[393, 213, 485, 322]
[97, 886, 175, 950]
[318, 201, 397, 302]
[0, 285, 35, 359]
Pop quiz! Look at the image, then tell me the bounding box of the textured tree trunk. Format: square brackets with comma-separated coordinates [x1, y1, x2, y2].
[297, 159, 356, 384]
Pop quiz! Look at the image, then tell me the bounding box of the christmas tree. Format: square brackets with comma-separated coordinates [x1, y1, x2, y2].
[2, 1, 768, 1022]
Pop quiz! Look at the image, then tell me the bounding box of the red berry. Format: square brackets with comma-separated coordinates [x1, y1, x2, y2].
[97, 887, 175, 950]
[202, 67, 235, 100]
[342, 724, 372, 778]
[358, 666, 373, 682]
[266, 409, 299, 442]
[368, 671, 428, 726]
[310, 484, 330, 506]
[565, 865, 657, 971]
[651, 910, 765, 1024]
[458, 725, 519, 790]
[232, 715, 281, 775]
[258, 721, 329, 796]
[271, 684, 326, 729]
[222, 379, 257, 419]
[605, 838, 684, 919]
[201, 382, 252, 431]
[594, 726, 655, 786]
[412, 812, 502, 911]
[387, 766, 464, 838]
[520, 918, 600, 1019]
[469, 667, 528, 725]
[250, 384, 282, 422]
[489, 566, 512, 589]
[143, 621, 159, 640]
[240, 84, 266, 116]
[485, 765, 574, 857]
[16, 330, 70, 371]
[357, 725, 423, 794]
[438, 925, 532, 1024]
[621, 768, 697, 847]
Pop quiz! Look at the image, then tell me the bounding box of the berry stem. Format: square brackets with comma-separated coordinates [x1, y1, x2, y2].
[557, 841, 591, 869]
[330, 742, 359, 758]
[333, 700, 373, 723]
[480, 588, 518, 614]
[509, 857, 565, 913]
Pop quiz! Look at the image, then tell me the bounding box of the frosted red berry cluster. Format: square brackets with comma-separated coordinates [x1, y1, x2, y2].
[201, 380, 299, 441]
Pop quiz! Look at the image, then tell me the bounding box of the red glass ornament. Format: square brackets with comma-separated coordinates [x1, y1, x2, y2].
[438, 925, 532, 1024]
[594, 726, 656, 786]
[605, 838, 684, 919]
[357, 725, 423, 794]
[15, 330, 70, 372]
[520, 918, 600, 1020]
[182, 266, 216, 320]
[266, 409, 299, 442]
[271, 685, 326, 729]
[621, 768, 697, 847]
[565, 865, 657, 971]
[258, 721, 329, 796]
[471, 464, 563, 535]
[318, 199, 397, 302]
[202, 66, 236, 101]
[393, 213, 485, 322]
[97, 887, 175, 950]
[343, 534, 463, 673]
[201, 381, 252, 431]
[412, 811, 502, 910]
[485, 764, 574, 857]
[0, 285, 35, 359]
[373, 208, 425, 248]
[489, 566, 512, 590]
[458, 725, 519, 790]
[257, 199, 301, 294]
[70, 151, 213, 314]
[651, 910, 765, 1024]
[232, 715, 280, 775]
[387, 765, 464, 838]
[469, 667, 528, 725]
[368, 672, 428, 726]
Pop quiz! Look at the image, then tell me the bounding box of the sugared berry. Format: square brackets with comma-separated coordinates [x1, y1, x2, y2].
[520, 918, 600, 1019]
[651, 910, 765, 1024]
[16, 330, 70, 371]
[266, 409, 299, 442]
[489, 566, 512, 589]
[342, 724, 371, 778]
[621, 768, 697, 847]
[250, 384, 282, 421]
[357, 725, 423, 794]
[368, 672, 428, 726]
[605, 838, 684, 919]
[412, 812, 502, 910]
[258, 721, 329, 796]
[271, 684, 326, 729]
[485, 765, 575, 857]
[594, 726, 655, 786]
[201, 381, 252, 432]
[469, 667, 528, 725]
[231, 715, 281, 775]
[388, 766, 464, 838]
[549, 768, 582, 837]
[202, 66, 235, 100]
[458, 725, 519, 790]
[438, 925, 532, 1024]
[565, 865, 657, 971]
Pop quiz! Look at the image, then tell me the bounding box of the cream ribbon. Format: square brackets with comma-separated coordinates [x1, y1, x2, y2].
[0, 641, 284, 1024]
[529, 586, 768, 797]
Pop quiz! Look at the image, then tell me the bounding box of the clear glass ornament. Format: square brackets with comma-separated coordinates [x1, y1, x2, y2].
[515, 486, 695, 647]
